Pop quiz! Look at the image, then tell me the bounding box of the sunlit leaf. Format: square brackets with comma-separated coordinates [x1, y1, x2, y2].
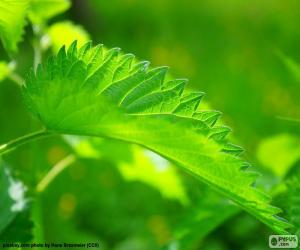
[65, 136, 189, 204]
[22, 41, 291, 234]
[0, 61, 10, 82]
[257, 134, 300, 178]
[28, 0, 71, 24]
[47, 21, 90, 52]
[0, 0, 29, 54]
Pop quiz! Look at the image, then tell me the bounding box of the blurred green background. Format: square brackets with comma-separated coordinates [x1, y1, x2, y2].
[1, 0, 300, 249]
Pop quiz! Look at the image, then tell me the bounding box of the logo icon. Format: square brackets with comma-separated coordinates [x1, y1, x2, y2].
[269, 235, 298, 248]
[270, 236, 278, 246]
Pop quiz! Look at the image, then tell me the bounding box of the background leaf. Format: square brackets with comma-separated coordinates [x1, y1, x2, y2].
[0, 0, 29, 54]
[47, 21, 90, 52]
[287, 176, 300, 238]
[0, 161, 32, 241]
[257, 134, 300, 178]
[65, 136, 189, 204]
[0, 61, 10, 82]
[28, 0, 71, 24]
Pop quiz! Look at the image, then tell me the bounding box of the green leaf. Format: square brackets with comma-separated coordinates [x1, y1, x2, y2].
[65, 136, 189, 204]
[257, 134, 300, 178]
[287, 176, 300, 237]
[0, 0, 29, 54]
[0, 210, 33, 243]
[28, 0, 71, 24]
[170, 190, 239, 249]
[0, 61, 10, 82]
[278, 51, 300, 84]
[0, 163, 15, 233]
[23, 41, 291, 234]
[0, 161, 32, 241]
[47, 21, 90, 53]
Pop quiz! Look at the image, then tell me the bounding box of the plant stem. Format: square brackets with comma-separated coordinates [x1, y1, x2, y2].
[36, 155, 76, 193]
[33, 42, 42, 71]
[0, 130, 50, 155]
[31, 145, 45, 244]
[276, 116, 300, 123]
[32, 24, 43, 71]
[8, 72, 25, 86]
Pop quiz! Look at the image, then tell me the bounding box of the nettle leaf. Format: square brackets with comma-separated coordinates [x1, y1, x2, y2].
[47, 21, 90, 52]
[0, 161, 33, 241]
[28, 0, 71, 24]
[0, 0, 29, 54]
[23, 41, 291, 234]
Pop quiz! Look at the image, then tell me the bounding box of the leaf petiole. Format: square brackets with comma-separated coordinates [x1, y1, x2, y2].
[36, 154, 76, 193]
[0, 130, 51, 155]
[7, 72, 25, 86]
